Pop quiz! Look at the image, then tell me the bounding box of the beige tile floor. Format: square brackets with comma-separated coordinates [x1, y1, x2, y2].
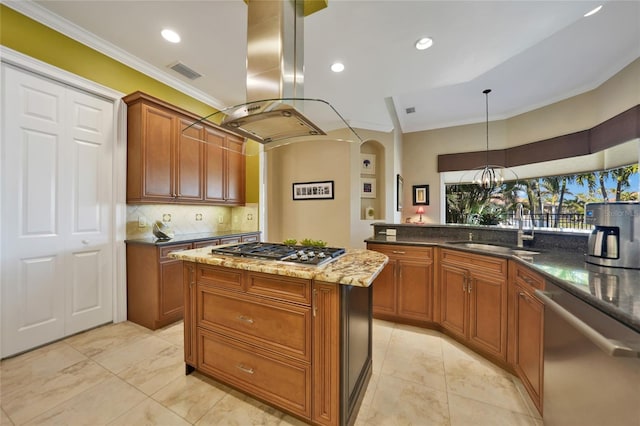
[1, 319, 543, 426]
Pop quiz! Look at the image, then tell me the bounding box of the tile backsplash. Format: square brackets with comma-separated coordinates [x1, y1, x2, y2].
[126, 203, 259, 239]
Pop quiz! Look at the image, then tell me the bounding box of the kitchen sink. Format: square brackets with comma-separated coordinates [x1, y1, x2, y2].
[447, 242, 540, 257]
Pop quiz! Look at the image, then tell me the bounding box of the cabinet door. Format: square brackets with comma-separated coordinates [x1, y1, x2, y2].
[159, 258, 186, 322]
[203, 127, 226, 203]
[439, 263, 467, 339]
[468, 271, 507, 359]
[225, 135, 246, 204]
[513, 283, 543, 412]
[176, 117, 204, 201]
[142, 104, 175, 200]
[371, 261, 397, 316]
[397, 259, 433, 322]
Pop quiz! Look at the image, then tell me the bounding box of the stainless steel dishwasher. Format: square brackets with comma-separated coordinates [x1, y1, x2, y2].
[535, 281, 640, 426]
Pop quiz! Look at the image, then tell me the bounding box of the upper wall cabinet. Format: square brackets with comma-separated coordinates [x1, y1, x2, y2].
[124, 92, 245, 205]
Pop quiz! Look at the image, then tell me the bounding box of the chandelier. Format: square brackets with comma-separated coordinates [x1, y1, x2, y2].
[470, 89, 517, 190]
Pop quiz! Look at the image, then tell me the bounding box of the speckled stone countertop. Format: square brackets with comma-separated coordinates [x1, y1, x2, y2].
[124, 230, 260, 246]
[169, 247, 389, 287]
[366, 235, 640, 333]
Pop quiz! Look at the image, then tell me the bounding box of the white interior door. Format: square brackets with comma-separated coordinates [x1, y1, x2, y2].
[1, 63, 114, 357]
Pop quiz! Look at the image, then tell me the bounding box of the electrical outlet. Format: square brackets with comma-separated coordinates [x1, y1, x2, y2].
[247, 213, 253, 221]
[138, 216, 147, 228]
[163, 213, 171, 222]
[218, 215, 224, 224]
[195, 213, 203, 221]
[386, 229, 397, 236]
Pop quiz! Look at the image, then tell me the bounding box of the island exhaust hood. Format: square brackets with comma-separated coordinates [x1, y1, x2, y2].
[207, 0, 360, 145]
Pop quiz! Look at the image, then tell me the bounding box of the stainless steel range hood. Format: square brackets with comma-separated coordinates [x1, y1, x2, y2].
[203, 0, 360, 145]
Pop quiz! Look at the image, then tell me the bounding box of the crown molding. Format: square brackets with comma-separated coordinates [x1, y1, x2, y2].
[3, 0, 227, 110]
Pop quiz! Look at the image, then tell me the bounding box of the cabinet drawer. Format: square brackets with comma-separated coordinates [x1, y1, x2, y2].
[245, 272, 312, 305]
[241, 234, 260, 243]
[198, 287, 311, 361]
[198, 264, 243, 292]
[440, 248, 507, 275]
[512, 262, 545, 290]
[159, 243, 193, 261]
[198, 328, 311, 418]
[193, 239, 220, 248]
[368, 243, 433, 260]
[220, 236, 241, 245]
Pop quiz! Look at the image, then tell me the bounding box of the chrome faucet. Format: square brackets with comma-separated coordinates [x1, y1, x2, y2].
[515, 203, 534, 248]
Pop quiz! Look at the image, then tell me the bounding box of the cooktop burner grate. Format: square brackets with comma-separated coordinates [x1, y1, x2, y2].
[210, 242, 345, 266]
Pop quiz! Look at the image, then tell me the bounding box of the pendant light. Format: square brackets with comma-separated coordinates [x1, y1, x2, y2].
[471, 89, 516, 190]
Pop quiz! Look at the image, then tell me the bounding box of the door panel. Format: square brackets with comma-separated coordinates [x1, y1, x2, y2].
[439, 263, 467, 339]
[2, 64, 114, 356]
[64, 90, 113, 335]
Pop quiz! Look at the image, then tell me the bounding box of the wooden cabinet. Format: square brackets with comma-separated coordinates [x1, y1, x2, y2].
[193, 266, 313, 419]
[367, 244, 434, 325]
[124, 91, 244, 205]
[508, 261, 545, 414]
[204, 127, 245, 204]
[439, 248, 508, 361]
[126, 242, 193, 330]
[126, 233, 259, 330]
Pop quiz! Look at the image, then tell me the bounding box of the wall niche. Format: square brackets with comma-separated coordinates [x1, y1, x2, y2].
[360, 141, 384, 220]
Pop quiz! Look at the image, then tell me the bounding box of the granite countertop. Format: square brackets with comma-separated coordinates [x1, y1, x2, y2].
[169, 247, 389, 287]
[366, 235, 640, 333]
[124, 230, 260, 246]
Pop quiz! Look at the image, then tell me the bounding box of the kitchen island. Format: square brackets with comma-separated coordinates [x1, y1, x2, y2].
[169, 246, 388, 426]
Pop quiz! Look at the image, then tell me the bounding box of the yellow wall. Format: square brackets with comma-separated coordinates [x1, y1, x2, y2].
[0, 5, 260, 204]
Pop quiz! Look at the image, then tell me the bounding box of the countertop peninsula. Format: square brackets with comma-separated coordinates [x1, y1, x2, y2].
[169, 246, 388, 287]
[366, 233, 640, 333]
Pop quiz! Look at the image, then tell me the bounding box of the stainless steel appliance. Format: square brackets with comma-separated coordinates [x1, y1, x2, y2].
[210, 242, 345, 266]
[585, 202, 640, 269]
[536, 282, 640, 426]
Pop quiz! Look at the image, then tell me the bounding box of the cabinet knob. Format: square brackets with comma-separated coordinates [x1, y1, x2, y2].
[81, 239, 89, 245]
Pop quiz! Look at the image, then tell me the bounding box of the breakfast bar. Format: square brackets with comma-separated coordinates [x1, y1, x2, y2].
[170, 246, 388, 426]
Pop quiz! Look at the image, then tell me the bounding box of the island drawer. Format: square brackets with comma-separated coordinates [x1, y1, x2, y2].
[368, 243, 433, 260]
[197, 286, 312, 362]
[245, 272, 312, 305]
[198, 328, 311, 419]
[198, 265, 243, 292]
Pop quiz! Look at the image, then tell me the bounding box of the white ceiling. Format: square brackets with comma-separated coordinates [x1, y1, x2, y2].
[13, 0, 640, 134]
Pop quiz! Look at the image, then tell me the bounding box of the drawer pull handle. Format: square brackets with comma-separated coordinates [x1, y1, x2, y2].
[236, 364, 254, 374]
[519, 291, 531, 303]
[392, 250, 406, 254]
[237, 315, 254, 324]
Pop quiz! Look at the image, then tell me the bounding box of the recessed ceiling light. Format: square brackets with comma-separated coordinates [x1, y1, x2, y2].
[415, 37, 433, 51]
[331, 62, 345, 73]
[161, 29, 181, 43]
[584, 5, 603, 17]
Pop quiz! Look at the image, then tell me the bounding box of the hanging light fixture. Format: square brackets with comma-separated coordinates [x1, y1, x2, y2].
[469, 89, 516, 190]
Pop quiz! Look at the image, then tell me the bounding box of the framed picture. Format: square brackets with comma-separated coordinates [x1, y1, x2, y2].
[360, 154, 376, 175]
[361, 178, 376, 198]
[292, 180, 335, 200]
[396, 174, 403, 211]
[412, 184, 429, 205]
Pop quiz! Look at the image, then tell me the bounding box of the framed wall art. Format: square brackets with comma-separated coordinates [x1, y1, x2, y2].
[361, 178, 376, 198]
[292, 180, 335, 200]
[360, 153, 376, 175]
[412, 184, 429, 205]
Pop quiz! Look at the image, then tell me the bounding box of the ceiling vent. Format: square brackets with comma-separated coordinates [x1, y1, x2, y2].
[406, 107, 416, 114]
[168, 61, 202, 80]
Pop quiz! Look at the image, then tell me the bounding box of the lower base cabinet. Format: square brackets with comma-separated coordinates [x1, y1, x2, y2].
[366, 243, 434, 325]
[183, 262, 372, 426]
[439, 248, 508, 361]
[508, 262, 545, 414]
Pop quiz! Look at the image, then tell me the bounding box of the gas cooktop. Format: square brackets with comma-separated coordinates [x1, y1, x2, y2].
[210, 242, 345, 266]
